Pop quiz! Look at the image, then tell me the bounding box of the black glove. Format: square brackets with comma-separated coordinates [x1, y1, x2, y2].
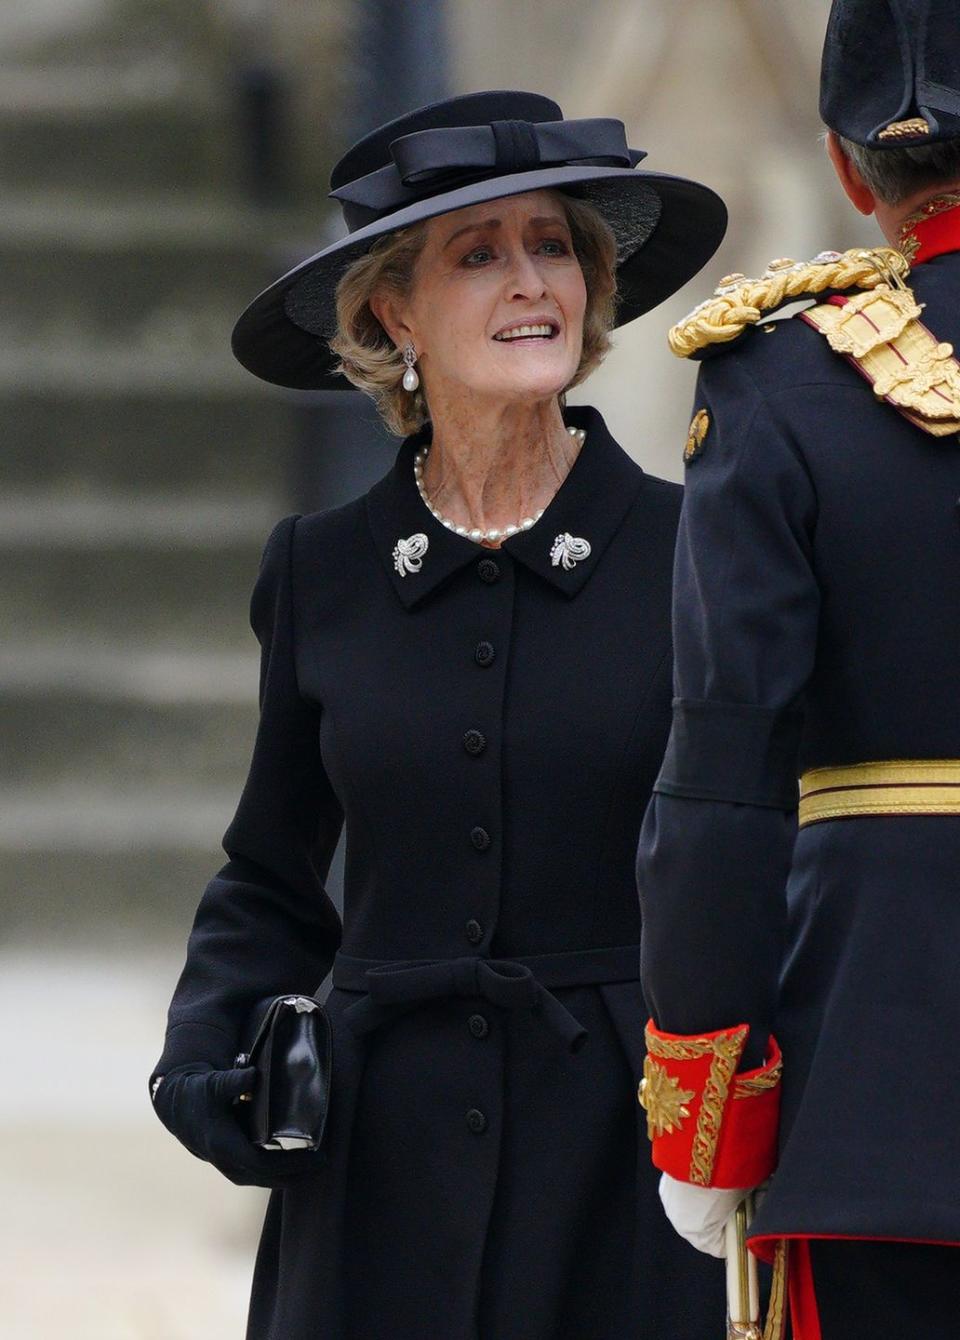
[150, 1061, 325, 1188]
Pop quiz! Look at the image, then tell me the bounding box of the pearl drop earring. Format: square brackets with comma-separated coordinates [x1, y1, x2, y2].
[402, 344, 420, 392]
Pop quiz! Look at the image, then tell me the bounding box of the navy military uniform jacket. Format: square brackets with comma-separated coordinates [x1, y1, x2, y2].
[637, 249, 960, 1245]
[154, 406, 725, 1340]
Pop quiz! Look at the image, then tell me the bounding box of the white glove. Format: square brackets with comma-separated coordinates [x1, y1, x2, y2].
[658, 1172, 753, 1258]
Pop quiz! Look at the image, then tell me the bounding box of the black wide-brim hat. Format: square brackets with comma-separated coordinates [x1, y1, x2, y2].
[821, 0, 960, 148]
[231, 90, 727, 389]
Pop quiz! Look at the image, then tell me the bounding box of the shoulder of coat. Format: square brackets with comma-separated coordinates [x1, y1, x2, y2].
[297, 495, 367, 542]
[668, 246, 912, 360]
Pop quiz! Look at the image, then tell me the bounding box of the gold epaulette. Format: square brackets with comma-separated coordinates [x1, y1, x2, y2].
[668, 247, 911, 359]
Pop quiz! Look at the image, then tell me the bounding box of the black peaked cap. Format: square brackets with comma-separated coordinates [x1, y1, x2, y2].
[822, 0, 960, 147]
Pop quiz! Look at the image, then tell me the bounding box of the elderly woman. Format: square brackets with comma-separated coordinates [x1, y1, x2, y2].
[150, 91, 727, 1339]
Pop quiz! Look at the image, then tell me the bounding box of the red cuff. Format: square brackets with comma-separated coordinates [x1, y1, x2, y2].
[638, 1019, 782, 1188]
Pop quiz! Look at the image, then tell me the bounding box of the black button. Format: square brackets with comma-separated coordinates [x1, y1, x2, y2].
[475, 641, 496, 667]
[466, 1108, 487, 1134]
[470, 826, 491, 851]
[465, 918, 484, 944]
[463, 729, 487, 756]
[468, 1013, 489, 1039]
[477, 558, 500, 584]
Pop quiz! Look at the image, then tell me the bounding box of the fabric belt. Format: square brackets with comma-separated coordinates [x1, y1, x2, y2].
[799, 760, 960, 827]
[333, 943, 640, 1053]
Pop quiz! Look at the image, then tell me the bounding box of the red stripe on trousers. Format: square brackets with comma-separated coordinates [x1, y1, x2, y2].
[788, 1241, 822, 1340]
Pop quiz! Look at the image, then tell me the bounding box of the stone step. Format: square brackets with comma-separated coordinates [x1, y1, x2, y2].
[1, 510, 269, 649]
[1, 687, 257, 791]
[0, 58, 211, 117]
[0, 798, 344, 946]
[0, 842, 225, 947]
[0, 89, 238, 197]
[0, 789, 236, 943]
[0, 339, 254, 393]
[0, 644, 256, 702]
[0, 786, 236, 852]
[0, 193, 322, 347]
[2, 0, 223, 74]
[0, 227, 266, 350]
[0, 493, 280, 546]
[0, 385, 292, 494]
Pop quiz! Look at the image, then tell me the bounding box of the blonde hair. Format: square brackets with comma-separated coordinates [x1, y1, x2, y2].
[329, 194, 618, 437]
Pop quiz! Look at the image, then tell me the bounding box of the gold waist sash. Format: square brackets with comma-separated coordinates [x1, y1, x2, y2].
[798, 760, 960, 827]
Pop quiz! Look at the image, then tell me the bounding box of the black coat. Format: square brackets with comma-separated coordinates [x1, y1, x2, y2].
[637, 252, 960, 1246]
[154, 405, 725, 1339]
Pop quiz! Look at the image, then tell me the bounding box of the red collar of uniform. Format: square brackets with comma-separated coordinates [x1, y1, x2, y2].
[898, 192, 960, 265]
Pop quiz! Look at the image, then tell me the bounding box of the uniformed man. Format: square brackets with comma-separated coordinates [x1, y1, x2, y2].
[635, 2, 960, 1336]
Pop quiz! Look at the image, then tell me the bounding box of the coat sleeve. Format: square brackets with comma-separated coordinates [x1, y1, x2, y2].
[637, 349, 819, 1072]
[153, 514, 344, 1075]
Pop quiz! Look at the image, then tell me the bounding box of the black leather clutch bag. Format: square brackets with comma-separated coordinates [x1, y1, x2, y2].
[234, 994, 332, 1151]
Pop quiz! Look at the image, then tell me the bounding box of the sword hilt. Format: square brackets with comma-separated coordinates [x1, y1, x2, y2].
[725, 1195, 761, 1339]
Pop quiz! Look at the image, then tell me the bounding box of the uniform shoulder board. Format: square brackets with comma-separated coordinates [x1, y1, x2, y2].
[670, 245, 960, 437]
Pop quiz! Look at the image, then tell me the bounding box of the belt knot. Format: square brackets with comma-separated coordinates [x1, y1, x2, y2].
[343, 955, 586, 1051]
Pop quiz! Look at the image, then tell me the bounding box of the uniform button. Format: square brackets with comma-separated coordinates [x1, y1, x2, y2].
[475, 641, 496, 667]
[470, 826, 491, 851]
[465, 918, 484, 944]
[477, 557, 500, 584]
[463, 729, 487, 756]
[466, 1108, 487, 1134]
[468, 1013, 489, 1039]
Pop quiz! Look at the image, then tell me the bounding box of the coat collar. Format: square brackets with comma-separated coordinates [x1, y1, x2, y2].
[366, 405, 646, 609]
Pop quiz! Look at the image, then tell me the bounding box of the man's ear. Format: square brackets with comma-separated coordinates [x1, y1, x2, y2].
[369, 289, 415, 352]
[825, 130, 877, 216]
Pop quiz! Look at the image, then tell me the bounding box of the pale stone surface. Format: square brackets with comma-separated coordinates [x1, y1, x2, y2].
[0, 949, 266, 1339]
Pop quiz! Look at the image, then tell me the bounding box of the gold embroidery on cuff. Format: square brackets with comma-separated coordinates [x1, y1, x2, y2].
[643, 1024, 752, 1185]
[690, 1026, 748, 1185]
[644, 1031, 719, 1061]
[733, 1058, 783, 1099]
[638, 1057, 695, 1140]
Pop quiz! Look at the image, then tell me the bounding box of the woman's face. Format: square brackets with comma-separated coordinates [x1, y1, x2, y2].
[390, 189, 587, 412]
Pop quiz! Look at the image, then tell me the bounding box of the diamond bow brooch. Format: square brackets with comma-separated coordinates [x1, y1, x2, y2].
[550, 532, 592, 571]
[393, 533, 429, 577]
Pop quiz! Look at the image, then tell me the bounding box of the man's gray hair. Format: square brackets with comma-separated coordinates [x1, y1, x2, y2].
[839, 134, 960, 205]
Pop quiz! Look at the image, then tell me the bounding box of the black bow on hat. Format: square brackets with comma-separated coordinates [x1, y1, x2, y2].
[231, 90, 727, 392]
[332, 117, 645, 229]
[821, 0, 960, 148]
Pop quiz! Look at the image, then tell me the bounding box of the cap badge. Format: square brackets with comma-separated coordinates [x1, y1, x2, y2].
[550, 532, 592, 570]
[684, 408, 710, 464]
[878, 117, 931, 142]
[392, 532, 429, 577]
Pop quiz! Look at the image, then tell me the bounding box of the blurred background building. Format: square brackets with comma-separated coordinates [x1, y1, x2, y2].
[0, 0, 869, 1333]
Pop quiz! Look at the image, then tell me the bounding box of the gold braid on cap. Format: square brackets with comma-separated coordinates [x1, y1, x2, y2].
[668, 247, 912, 359]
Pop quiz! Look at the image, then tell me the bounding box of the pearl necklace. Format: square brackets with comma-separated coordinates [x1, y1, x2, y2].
[414, 425, 586, 544]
